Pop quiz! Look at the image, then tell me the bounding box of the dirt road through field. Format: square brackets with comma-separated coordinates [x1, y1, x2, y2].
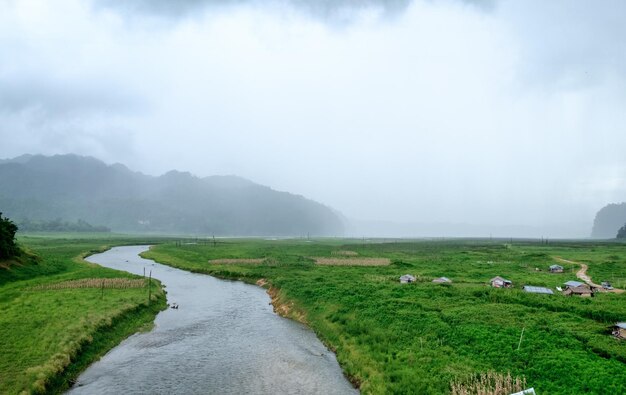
[554, 257, 624, 294]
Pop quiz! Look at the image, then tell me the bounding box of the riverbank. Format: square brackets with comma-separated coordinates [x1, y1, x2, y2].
[69, 245, 356, 394]
[0, 235, 167, 394]
[143, 239, 626, 394]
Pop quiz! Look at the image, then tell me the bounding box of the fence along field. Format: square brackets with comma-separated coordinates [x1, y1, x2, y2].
[0, 235, 167, 395]
[31, 277, 147, 290]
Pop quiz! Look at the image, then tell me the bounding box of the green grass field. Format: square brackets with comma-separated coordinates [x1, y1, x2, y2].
[0, 234, 168, 394]
[144, 238, 626, 394]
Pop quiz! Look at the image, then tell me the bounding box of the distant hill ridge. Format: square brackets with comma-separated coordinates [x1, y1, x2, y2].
[0, 154, 344, 236]
[591, 202, 626, 238]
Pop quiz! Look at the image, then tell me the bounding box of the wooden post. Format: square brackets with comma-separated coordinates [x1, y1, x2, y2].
[148, 270, 152, 305]
[517, 327, 525, 350]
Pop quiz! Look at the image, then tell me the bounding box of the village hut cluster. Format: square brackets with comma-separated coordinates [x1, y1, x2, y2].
[397, 264, 624, 340]
[399, 264, 607, 298]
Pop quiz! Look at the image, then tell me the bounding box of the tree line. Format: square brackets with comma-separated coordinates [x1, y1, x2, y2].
[16, 218, 111, 233]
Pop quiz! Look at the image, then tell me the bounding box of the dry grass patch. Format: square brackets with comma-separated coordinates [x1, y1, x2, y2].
[331, 250, 359, 256]
[451, 371, 527, 395]
[209, 258, 265, 265]
[31, 278, 146, 290]
[313, 257, 390, 266]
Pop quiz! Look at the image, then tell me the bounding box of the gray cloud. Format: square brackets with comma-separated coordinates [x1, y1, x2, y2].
[97, 0, 411, 17]
[1, 0, 624, 237]
[504, 0, 626, 92]
[0, 77, 145, 119]
[95, 0, 494, 21]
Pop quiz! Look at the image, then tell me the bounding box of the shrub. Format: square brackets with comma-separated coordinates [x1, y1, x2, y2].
[0, 212, 19, 259]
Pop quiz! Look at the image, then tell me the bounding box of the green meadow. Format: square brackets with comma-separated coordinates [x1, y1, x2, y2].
[0, 234, 167, 394]
[3, 235, 625, 394]
[144, 238, 626, 394]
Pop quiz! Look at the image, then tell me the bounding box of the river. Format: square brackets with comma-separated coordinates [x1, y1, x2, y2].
[67, 246, 357, 394]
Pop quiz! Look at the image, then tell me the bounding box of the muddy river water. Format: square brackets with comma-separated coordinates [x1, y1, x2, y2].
[67, 246, 357, 394]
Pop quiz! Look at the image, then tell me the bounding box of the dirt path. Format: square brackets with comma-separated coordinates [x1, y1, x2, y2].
[554, 257, 624, 294]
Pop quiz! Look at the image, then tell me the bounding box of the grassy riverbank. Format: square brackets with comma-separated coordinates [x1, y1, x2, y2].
[0, 234, 167, 394]
[144, 238, 626, 394]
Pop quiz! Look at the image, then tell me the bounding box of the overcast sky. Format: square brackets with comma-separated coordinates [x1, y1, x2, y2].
[1, 0, 625, 236]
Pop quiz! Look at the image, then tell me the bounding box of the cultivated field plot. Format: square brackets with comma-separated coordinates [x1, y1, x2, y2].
[331, 250, 359, 256]
[314, 257, 391, 266]
[209, 258, 265, 265]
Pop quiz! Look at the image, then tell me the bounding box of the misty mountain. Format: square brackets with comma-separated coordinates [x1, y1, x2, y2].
[0, 154, 344, 236]
[591, 203, 626, 238]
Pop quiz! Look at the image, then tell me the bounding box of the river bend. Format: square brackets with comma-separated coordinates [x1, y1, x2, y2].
[67, 245, 357, 395]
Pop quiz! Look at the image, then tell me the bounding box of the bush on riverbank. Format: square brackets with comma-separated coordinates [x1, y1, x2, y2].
[0, 212, 19, 259]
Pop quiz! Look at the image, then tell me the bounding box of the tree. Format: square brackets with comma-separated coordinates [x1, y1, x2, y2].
[618, 223, 626, 239]
[0, 212, 19, 259]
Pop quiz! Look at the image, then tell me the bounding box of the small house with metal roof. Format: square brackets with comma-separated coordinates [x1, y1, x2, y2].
[523, 286, 554, 295]
[549, 264, 564, 273]
[490, 276, 512, 288]
[400, 274, 416, 284]
[563, 280, 585, 289]
[432, 277, 452, 284]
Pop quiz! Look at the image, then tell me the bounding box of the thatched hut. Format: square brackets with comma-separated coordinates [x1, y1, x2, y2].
[562, 285, 593, 297]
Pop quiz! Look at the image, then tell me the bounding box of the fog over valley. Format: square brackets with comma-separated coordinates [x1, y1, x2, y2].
[3, 3, 626, 394]
[2, 0, 626, 237]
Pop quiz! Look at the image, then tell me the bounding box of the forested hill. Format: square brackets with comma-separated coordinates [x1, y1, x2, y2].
[0, 154, 344, 236]
[591, 202, 626, 238]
